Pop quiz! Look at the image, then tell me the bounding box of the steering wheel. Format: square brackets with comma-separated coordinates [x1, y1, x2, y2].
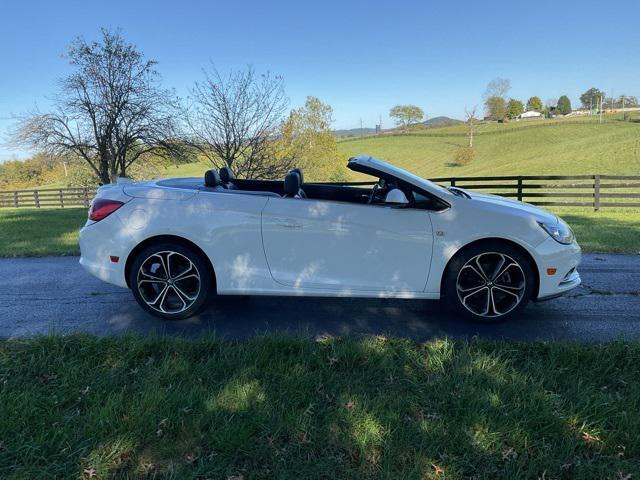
[368, 183, 380, 204]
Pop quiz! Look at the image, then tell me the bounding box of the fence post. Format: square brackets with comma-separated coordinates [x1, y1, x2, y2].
[450, 178, 456, 187]
[13, 192, 18, 208]
[59, 189, 64, 208]
[594, 175, 600, 211]
[83, 188, 89, 207]
[34, 190, 40, 208]
[517, 177, 523, 202]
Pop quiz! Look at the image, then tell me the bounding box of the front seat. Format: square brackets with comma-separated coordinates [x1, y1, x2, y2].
[283, 171, 305, 198]
[219, 166, 237, 189]
[289, 168, 307, 198]
[204, 169, 223, 190]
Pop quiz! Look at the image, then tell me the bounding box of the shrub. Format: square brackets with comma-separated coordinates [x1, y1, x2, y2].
[453, 146, 475, 166]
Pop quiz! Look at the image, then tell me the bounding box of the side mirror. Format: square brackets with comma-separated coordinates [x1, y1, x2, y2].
[384, 188, 409, 207]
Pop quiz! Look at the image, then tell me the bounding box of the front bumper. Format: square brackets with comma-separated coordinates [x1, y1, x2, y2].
[534, 237, 582, 300]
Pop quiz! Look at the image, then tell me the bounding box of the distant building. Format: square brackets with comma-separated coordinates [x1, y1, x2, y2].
[517, 111, 543, 120]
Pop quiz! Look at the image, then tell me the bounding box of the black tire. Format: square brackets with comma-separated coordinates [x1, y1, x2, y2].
[442, 241, 536, 323]
[128, 242, 213, 320]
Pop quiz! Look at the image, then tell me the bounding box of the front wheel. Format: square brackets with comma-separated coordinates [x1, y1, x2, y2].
[442, 242, 535, 322]
[129, 242, 213, 320]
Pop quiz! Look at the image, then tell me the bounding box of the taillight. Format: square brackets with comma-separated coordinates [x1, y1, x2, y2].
[89, 198, 125, 221]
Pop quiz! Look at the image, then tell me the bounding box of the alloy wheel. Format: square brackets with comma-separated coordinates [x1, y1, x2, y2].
[456, 252, 526, 318]
[137, 251, 201, 314]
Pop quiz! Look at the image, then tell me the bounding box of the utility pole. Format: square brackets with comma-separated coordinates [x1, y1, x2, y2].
[359, 117, 363, 137]
[599, 95, 603, 124]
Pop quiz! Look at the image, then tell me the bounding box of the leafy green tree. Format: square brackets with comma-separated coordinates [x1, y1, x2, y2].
[506, 99, 524, 119]
[278, 96, 340, 181]
[484, 96, 506, 120]
[580, 88, 605, 110]
[389, 105, 424, 129]
[526, 96, 543, 112]
[557, 96, 572, 115]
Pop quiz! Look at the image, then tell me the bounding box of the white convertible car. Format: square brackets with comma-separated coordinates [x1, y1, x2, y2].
[79, 155, 581, 322]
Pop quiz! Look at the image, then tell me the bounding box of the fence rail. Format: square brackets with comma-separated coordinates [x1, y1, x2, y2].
[428, 175, 640, 210]
[1, 175, 639, 210]
[0, 187, 96, 209]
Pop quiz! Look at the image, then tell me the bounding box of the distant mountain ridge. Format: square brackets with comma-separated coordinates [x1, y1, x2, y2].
[333, 127, 377, 138]
[423, 116, 463, 126]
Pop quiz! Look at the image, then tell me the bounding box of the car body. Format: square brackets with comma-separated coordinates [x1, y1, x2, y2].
[79, 155, 581, 321]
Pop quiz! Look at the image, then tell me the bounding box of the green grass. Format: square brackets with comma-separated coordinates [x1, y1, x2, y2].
[550, 207, 640, 253]
[0, 206, 637, 257]
[0, 207, 87, 257]
[338, 117, 640, 179]
[1, 335, 638, 479]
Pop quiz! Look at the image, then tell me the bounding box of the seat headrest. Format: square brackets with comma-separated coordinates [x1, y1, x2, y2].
[204, 169, 222, 187]
[283, 171, 301, 196]
[219, 166, 234, 183]
[290, 168, 304, 184]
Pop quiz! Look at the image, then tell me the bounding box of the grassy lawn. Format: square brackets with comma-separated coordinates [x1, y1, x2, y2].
[550, 207, 640, 253]
[0, 207, 87, 257]
[0, 335, 638, 479]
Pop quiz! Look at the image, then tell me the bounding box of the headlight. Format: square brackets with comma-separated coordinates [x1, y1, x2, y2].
[538, 220, 574, 245]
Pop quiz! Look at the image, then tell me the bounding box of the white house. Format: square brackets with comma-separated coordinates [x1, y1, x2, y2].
[518, 110, 543, 120]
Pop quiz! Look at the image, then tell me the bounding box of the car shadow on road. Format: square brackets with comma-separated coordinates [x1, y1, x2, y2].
[105, 295, 561, 343]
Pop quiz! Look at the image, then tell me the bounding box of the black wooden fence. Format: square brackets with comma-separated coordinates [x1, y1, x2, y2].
[429, 175, 640, 210]
[1, 175, 639, 210]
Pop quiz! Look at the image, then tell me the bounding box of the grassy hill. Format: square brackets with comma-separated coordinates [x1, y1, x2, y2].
[338, 116, 640, 180]
[150, 117, 640, 183]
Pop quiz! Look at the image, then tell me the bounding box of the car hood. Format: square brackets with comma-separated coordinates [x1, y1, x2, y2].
[460, 189, 558, 224]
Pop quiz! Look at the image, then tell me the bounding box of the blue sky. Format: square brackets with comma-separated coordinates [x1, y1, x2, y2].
[1, 0, 639, 159]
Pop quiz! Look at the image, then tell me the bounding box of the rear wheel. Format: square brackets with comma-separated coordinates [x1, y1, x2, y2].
[129, 242, 212, 320]
[443, 242, 535, 322]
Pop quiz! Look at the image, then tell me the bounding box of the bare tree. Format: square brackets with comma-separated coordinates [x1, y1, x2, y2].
[483, 78, 511, 100]
[464, 106, 478, 147]
[185, 65, 290, 179]
[12, 29, 182, 184]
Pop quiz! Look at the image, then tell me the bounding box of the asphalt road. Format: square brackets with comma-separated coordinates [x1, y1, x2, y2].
[0, 254, 638, 342]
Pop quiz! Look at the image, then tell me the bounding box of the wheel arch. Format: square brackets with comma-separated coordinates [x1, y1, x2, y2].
[124, 234, 216, 291]
[440, 237, 540, 299]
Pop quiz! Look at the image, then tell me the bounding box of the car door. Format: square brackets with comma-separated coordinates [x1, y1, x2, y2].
[261, 197, 433, 292]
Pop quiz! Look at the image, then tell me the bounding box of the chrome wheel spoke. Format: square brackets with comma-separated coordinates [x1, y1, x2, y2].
[172, 263, 195, 281]
[493, 285, 522, 299]
[473, 256, 491, 282]
[176, 284, 198, 304]
[139, 278, 166, 286]
[148, 283, 169, 306]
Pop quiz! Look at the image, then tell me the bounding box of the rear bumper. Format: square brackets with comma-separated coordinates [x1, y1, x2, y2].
[78, 212, 135, 289]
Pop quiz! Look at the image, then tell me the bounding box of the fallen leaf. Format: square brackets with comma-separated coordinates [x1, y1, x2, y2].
[345, 400, 355, 410]
[432, 463, 444, 476]
[83, 467, 97, 478]
[582, 431, 601, 446]
[502, 448, 517, 461]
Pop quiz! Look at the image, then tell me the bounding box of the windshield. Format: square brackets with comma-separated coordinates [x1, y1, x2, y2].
[348, 156, 456, 198]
